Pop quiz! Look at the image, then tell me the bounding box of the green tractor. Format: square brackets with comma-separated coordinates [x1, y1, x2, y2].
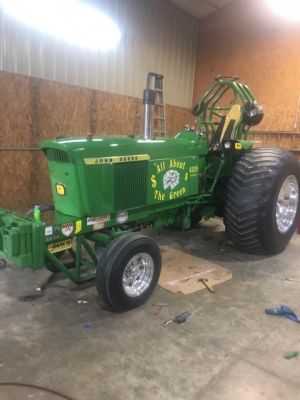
[0, 76, 299, 311]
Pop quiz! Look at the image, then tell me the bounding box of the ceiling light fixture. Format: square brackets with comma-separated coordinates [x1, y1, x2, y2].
[267, 0, 300, 21]
[0, 0, 121, 50]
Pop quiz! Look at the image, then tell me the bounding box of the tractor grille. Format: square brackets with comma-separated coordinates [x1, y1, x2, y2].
[114, 161, 147, 210]
[45, 149, 72, 163]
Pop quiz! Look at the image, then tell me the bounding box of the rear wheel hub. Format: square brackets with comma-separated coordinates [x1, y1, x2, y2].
[276, 175, 299, 234]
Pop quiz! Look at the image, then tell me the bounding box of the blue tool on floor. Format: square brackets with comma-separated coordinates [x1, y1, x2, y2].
[163, 311, 191, 327]
[265, 305, 300, 323]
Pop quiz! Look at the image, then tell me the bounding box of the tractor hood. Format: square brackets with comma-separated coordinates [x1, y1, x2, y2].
[40, 132, 207, 218]
[40, 133, 207, 163]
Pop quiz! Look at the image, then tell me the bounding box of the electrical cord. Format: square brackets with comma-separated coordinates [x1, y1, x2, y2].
[0, 382, 76, 400]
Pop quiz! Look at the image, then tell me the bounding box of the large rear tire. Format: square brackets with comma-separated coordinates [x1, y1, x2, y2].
[225, 147, 300, 254]
[96, 233, 161, 311]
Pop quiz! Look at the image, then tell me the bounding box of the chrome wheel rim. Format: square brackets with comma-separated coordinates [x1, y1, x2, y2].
[122, 253, 154, 297]
[276, 175, 299, 233]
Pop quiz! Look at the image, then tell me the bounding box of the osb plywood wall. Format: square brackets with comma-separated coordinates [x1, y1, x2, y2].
[0, 71, 194, 211]
[193, 0, 300, 133]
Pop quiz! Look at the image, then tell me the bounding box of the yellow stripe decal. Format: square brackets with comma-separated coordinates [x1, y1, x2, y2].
[220, 104, 241, 142]
[84, 154, 150, 165]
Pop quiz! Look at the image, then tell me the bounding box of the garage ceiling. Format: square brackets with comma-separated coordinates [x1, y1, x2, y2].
[170, 0, 232, 19]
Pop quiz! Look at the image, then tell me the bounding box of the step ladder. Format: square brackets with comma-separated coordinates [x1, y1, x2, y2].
[147, 72, 166, 137]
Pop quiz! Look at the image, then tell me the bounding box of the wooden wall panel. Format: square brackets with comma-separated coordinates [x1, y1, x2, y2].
[0, 153, 33, 212]
[0, 71, 194, 211]
[32, 80, 92, 143]
[31, 152, 52, 208]
[0, 72, 33, 211]
[0, 72, 31, 146]
[95, 92, 142, 136]
[193, 0, 300, 133]
[166, 104, 195, 135]
[251, 131, 300, 155]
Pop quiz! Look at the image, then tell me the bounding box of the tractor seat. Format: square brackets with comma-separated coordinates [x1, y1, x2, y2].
[210, 104, 241, 147]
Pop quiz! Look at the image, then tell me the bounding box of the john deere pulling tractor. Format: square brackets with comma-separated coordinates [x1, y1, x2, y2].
[0, 77, 299, 310]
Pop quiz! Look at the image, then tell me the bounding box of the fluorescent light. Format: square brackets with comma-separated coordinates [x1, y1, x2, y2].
[0, 0, 121, 50]
[267, 0, 300, 21]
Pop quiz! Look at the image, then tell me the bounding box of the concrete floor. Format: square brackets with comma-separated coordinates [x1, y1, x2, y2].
[1, 219, 300, 400]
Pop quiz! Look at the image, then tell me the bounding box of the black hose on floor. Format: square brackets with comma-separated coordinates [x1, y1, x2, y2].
[0, 382, 76, 400]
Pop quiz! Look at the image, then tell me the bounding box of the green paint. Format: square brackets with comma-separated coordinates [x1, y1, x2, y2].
[33, 206, 41, 221]
[284, 351, 300, 360]
[193, 78, 256, 142]
[0, 78, 262, 283]
[0, 209, 45, 269]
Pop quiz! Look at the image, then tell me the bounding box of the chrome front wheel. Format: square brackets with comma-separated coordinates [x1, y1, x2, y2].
[122, 253, 154, 297]
[96, 233, 161, 311]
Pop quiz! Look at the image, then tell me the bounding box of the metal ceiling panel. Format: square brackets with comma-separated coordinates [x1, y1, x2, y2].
[169, 0, 232, 19]
[170, 0, 215, 18]
[0, 0, 199, 108]
[207, 0, 232, 8]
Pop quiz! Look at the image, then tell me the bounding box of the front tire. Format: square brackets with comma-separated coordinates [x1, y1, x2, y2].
[96, 233, 161, 311]
[225, 147, 300, 254]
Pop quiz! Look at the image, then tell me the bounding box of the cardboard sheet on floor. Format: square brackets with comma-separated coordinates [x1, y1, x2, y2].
[158, 245, 232, 294]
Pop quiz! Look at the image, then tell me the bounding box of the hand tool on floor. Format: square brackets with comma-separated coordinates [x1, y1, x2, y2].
[198, 278, 215, 293]
[265, 305, 300, 323]
[163, 310, 191, 327]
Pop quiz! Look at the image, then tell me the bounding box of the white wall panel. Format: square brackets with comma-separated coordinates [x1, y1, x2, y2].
[0, 0, 198, 107]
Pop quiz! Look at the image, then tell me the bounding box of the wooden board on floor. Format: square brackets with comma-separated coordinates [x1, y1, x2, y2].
[158, 245, 232, 294]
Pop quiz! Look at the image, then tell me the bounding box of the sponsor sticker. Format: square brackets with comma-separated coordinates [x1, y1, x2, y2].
[61, 222, 74, 237]
[93, 222, 105, 231]
[48, 239, 72, 254]
[116, 211, 128, 224]
[45, 226, 53, 236]
[87, 215, 110, 225]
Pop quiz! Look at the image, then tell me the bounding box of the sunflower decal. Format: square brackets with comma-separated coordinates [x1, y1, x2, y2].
[163, 169, 180, 190]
